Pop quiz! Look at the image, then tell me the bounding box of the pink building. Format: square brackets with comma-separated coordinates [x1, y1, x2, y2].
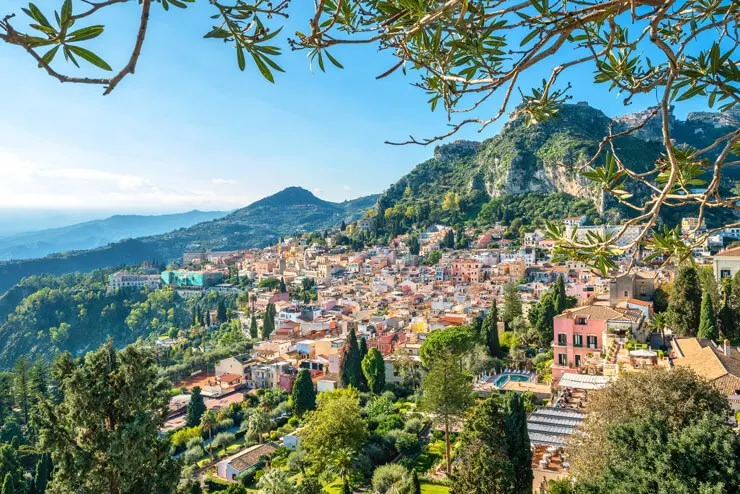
[551, 305, 643, 382]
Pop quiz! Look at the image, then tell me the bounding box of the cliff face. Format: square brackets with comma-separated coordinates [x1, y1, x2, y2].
[378, 102, 734, 222]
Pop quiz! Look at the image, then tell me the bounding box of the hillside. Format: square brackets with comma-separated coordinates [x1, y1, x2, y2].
[0, 188, 377, 294]
[369, 103, 737, 239]
[0, 210, 228, 261]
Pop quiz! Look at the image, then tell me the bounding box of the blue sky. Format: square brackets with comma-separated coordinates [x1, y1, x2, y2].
[0, 0, 718, 222]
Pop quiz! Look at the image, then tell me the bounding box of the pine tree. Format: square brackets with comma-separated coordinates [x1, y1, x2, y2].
[667, 266, 702, 336]
[340, 328, 362, 389]
[502, 283, 523, 324]
[698, 292, 718, 340]
[503, 392, 533, 493]
[11, 356, 31, 425]
[250, 315, 259, 339]
[29, 357, 48, 398]
[185, 386, 206, 428]
[291, 369, 316, 416]
[482, 301, 500, 357]
[361, 348, 385, 394]
[34, 342, 180, 493]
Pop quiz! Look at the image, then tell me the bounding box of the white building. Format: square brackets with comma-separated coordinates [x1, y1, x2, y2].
[108, 271, 162, 290]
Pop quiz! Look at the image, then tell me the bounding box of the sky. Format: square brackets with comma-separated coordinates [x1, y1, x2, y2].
[0, 0, 720, 228]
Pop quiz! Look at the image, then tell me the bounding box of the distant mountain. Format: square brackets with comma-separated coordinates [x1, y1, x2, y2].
[370, 103, 738, 238]
[0, 210, 229, 261]
[0, 188, 378, 294]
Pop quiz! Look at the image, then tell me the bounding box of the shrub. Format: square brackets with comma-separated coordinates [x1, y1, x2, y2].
[403, 418, 424, 435]
[394, 431, 421, 456]
[211, 432, 236, 450]
[372, 464, 408, 493]
[171, 426, 201, 448]
[183, 445, 205, 465]
[186, 436, 204, 449]
[215, 418, 234, 433]
[376, 414, 404, 435]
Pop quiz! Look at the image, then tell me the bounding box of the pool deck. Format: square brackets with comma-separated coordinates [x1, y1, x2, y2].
[474, 371, 550, 395]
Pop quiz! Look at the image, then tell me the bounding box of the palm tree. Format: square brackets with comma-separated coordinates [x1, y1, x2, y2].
[329, 448, 355, 487]
[257, 468, 295, 494]
[249, 408, 271, 444]
[650, 312, 667, 345]
[200, 410, 217, 460]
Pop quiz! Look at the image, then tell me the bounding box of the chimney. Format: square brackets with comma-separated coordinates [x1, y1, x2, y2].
[724, 339, 731, 357]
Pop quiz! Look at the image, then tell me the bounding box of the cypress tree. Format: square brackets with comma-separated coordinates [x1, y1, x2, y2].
[482, 301, 500, 357]
[250, 315, 259, 339]
[340, 328, 362, 388]
[359, 337, 368, 361]
[410, 470, 421, 494]
[205, 310, 211, 327]
[698, 292, 718, 340]
[291, 369, 316, 416]
[262, 304, 275, 340]
[279, 278, 287, 293]
[361, 348, 385, 394]
[554, 275, 567, 313]
[216, 300, 227, 323]
[667, 266, 702, 336]
[503, 392, 533, 493]
[34, 453, 51, 494]
[2, 473, 15, 494]
[534, 295, 556, 348]
[185, 386, 206, 428]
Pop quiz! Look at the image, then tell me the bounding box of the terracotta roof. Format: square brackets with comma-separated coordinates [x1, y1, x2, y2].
[672, 338, 740, 395]
[225, 443, 277, 473]
[715, 246, 740, 257]
[218, 373, 242, 382]
[555, 305, 638, 322]
[626, 298, 652, 307]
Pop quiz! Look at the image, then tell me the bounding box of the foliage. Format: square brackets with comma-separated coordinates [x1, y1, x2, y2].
[450, 396, 515, 494]
[186, 386, 207, 428]
[291, 369, 316, 417]
[301, 388, 368, 473]
[361, 348, 385, 395]
[419, 326, 476, 368]
[698, 292, 718, 340]
[502, 392, 532, 493]
[34, 341, 180, 493]
[501, 284, 523, 325]
[421, 351, 473, 473]
[482, 301, 500, 358]
[340, 328, 363, 389]
[666, 266, 703, 336]
[567, 368, 729, 479]
[576, 413, 740, 493]
[257, 468, 296, 494]
[372, 463, 409, 494]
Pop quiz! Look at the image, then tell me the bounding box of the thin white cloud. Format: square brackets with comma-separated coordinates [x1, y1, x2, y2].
[0, 151, 251, 210]
[211, 178, 237, 185]
[342, 185, 352, 191]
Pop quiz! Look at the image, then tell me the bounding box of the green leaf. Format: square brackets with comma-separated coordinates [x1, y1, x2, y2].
[39, 45, 60, 66]
[252, 54, 275, 83]
[236, 46, 246, 71]
[61, 0, 72, 25]
[26, 3, 52, 28]
[67, 25, 104, 42]
[324, 50, 344, 69]
[67, 45, 112, 71]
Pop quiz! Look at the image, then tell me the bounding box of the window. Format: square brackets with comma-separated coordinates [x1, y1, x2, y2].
[587, 335, 597, 349]
[576, 317, 587, 325]
[557, 333, 567, 346]
[624, 290, 628, 297]
[721, 269, 732, 279]
[575, 355, 582, 367]
[574, 334, 583, 347]
[558, 353, 568, 366]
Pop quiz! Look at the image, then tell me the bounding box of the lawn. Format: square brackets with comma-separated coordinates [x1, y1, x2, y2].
[421, 483, 450, 494]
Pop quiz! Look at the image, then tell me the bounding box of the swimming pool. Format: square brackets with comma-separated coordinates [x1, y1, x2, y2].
[493, 373, 530, 387]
